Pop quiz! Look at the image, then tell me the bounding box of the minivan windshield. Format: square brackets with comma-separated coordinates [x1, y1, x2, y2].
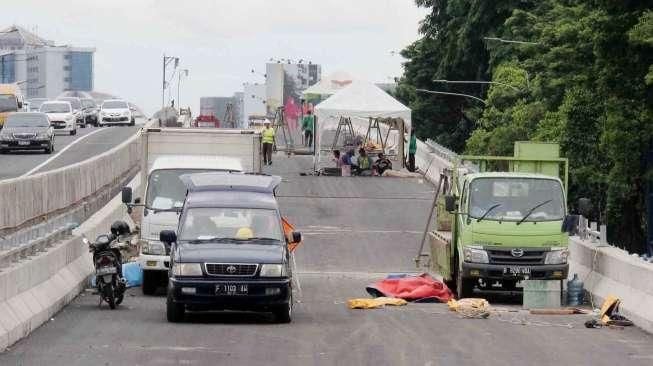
[4, 114, 50, 128]
[0, 94, 18, 112]
[58, 98, 81, 110]
[103, 101, 128, 109]
[81, 99, 96, 109]
[180, 207, 284, 243]
[468, 178, 565, 222]
[146, 169, 214, 210]
[40, 103, 71, 113]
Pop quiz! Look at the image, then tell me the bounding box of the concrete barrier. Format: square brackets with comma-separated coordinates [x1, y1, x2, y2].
[0, 126, 141, 233]
[569, 237, 653, 333]
[0, 176, 139, 352]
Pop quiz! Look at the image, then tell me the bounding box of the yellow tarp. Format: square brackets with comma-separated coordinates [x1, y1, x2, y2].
[447, 298, 491, 318]
[347, 297, 408, 309]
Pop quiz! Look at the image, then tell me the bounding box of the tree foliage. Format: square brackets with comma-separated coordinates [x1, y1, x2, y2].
[400, 0, 653, 253]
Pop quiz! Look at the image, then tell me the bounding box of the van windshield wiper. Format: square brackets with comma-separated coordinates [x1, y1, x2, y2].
[517, 200, 553, 225]
[240, 237, 281, 243]
[151, 207, 183, 214]
[186, 237, 237, 244]
[476, 203, 502, 223]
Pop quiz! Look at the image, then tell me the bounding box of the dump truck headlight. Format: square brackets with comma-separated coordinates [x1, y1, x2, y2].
[545, 247, 569, 264]
[463, 246, 489, 264]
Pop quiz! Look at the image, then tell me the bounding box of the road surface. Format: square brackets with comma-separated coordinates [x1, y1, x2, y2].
[1, 155, 652, 365]
[0, 125, 141, 180]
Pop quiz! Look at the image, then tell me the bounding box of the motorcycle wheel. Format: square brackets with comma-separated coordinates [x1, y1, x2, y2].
[104, 283, 116, 309]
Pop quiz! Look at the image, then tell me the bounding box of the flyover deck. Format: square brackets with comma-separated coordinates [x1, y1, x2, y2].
[1, 154, 651, 365]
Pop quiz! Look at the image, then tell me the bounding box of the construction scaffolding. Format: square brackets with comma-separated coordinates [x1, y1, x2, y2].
[272, 106, 294, 155]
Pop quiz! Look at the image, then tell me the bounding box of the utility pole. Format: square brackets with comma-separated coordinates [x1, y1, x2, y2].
[177, 69, 189, 111]
[161, 54, 179, 109]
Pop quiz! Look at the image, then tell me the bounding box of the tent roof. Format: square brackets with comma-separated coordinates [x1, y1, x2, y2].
[302, 70, 354, 96]
[315, 80, 410, 116]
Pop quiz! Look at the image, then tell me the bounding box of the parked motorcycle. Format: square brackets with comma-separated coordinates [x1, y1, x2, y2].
[82, 221, 131, 309]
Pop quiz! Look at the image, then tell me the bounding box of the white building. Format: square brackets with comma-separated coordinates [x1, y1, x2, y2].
[0, 25, 95, 98]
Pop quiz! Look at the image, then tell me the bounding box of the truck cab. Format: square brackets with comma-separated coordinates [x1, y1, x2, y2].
[0, 84, 24, 129]
[436, 142, 571, 297]
[160, 173, 298, 323]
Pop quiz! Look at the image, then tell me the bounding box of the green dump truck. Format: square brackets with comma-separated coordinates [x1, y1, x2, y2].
[431, 142, 571, 297]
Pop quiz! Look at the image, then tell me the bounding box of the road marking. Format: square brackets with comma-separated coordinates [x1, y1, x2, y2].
[20, 128, 107, 177]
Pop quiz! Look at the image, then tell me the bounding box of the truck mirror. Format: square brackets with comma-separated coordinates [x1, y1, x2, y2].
[121, 187, 133, 204]
[134, 197, 142, 204]
[561, 214, 580, 235]
[291, 232, 302, 243]
[160, 230, 177, 244]
[578, 198, 592, 217]
[444, 195, 456, 212]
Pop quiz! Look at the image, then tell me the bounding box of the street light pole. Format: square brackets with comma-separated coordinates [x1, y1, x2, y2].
[433, 79, 522, 92]
[415, 88, 487, 105]
[177, 69, 189, 111]
[161, 54, 179, 109]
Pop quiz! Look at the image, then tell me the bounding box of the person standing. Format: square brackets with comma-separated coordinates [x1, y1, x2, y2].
[302, 110, 315, 148]
[408, 127, 417, 172]
[262, 121, 275, 166]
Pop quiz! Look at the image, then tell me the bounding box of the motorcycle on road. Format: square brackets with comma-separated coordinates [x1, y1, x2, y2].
[83, 221, 131, 309]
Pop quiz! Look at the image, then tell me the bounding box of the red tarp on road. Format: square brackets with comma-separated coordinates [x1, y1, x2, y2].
[366, 273, 454, 303]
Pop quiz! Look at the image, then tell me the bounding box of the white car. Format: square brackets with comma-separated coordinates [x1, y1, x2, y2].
[40, 101, 77, 135]
[99, 99, 134, 127]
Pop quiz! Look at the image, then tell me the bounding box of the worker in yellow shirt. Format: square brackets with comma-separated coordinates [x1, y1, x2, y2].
[262, 120, 275, 165]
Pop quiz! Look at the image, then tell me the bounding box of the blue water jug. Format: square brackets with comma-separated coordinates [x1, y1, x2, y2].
[567, 273, 584, 306]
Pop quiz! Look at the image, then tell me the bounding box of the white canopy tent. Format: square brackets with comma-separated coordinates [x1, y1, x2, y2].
[314, 80, 411, 169]
[302, 70, 355, 97]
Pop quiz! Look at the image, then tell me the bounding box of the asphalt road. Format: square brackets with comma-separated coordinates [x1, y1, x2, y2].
[0, 125, 141, 180]
[2, 155, 652, 365]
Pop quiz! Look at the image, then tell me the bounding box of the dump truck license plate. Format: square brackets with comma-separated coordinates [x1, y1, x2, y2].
[216, 284, 248, 295]
[503, 266, 531, 275]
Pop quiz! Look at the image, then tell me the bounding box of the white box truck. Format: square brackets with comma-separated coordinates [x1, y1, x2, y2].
[121, 127, 262, 294]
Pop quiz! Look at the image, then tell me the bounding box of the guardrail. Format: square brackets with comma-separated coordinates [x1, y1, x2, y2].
[0, 125, 145, 262]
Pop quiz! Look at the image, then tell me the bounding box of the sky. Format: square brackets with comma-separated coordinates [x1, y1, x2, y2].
[1, 0, 428, 115]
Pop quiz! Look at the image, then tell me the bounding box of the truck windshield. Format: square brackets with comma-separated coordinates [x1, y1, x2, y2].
[146, 169, 214, 210]
[179, 207, 284, 243]
[468, 178, 565, 222]
[0, 94, 18, 112]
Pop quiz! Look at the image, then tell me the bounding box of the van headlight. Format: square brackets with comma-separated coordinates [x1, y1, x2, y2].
[260, 264, 286, 277]
[463, 245, 489, 263]
[172, 263, 203, 276]
[142, 241, 166, 255]
[545, 247, 569, 265]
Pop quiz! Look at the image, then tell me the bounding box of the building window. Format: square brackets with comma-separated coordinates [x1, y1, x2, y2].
[64, 77, 71, 82]
[64, 54, 71, 60]
[63, 66, 71, 71]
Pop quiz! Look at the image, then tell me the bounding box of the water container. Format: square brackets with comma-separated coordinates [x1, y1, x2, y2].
[567, 273, 584, 306]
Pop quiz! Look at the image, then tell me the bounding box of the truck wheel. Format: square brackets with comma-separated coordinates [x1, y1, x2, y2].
[167, 291, 184, 322]
[456, 271, 475, 299]
[142, 271, 157, 295]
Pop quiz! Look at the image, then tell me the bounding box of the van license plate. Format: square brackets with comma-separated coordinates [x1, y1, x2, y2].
[503, 267, 531, 276]
[216, 284, 248, 295]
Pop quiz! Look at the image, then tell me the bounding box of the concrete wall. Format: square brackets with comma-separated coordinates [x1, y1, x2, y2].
[0, 128, 140, 232]
[0, 177, 138, 351]
[569, 237, 653, 333]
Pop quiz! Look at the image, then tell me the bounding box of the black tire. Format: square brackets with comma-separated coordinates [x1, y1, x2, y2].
[456, 270, 475, 299]
[142, 271, 158, 295]
[274, 291, 292, 323]
[129, 119, 135, 126]
[70, 129, 76, 136]
[45, 142, 53, 154]
[104, 282, 116, 309]
[167, 290, 184, 322]
[115, 294, 124, 305]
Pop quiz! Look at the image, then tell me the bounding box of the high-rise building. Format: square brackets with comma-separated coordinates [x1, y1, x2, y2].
[0, 25, 95, 98]
[264, 60, 321, 113]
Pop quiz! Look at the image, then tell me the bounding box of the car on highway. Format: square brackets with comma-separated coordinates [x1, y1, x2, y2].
[57, 97, 85, 127]
[0, 112, 55, 154]
[159, 173, 297, 323]
[27, 98, 49, 112]
[81, 98, 99, 126]
[99, 99, 134, 126]
[40, 101, 77, 135]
